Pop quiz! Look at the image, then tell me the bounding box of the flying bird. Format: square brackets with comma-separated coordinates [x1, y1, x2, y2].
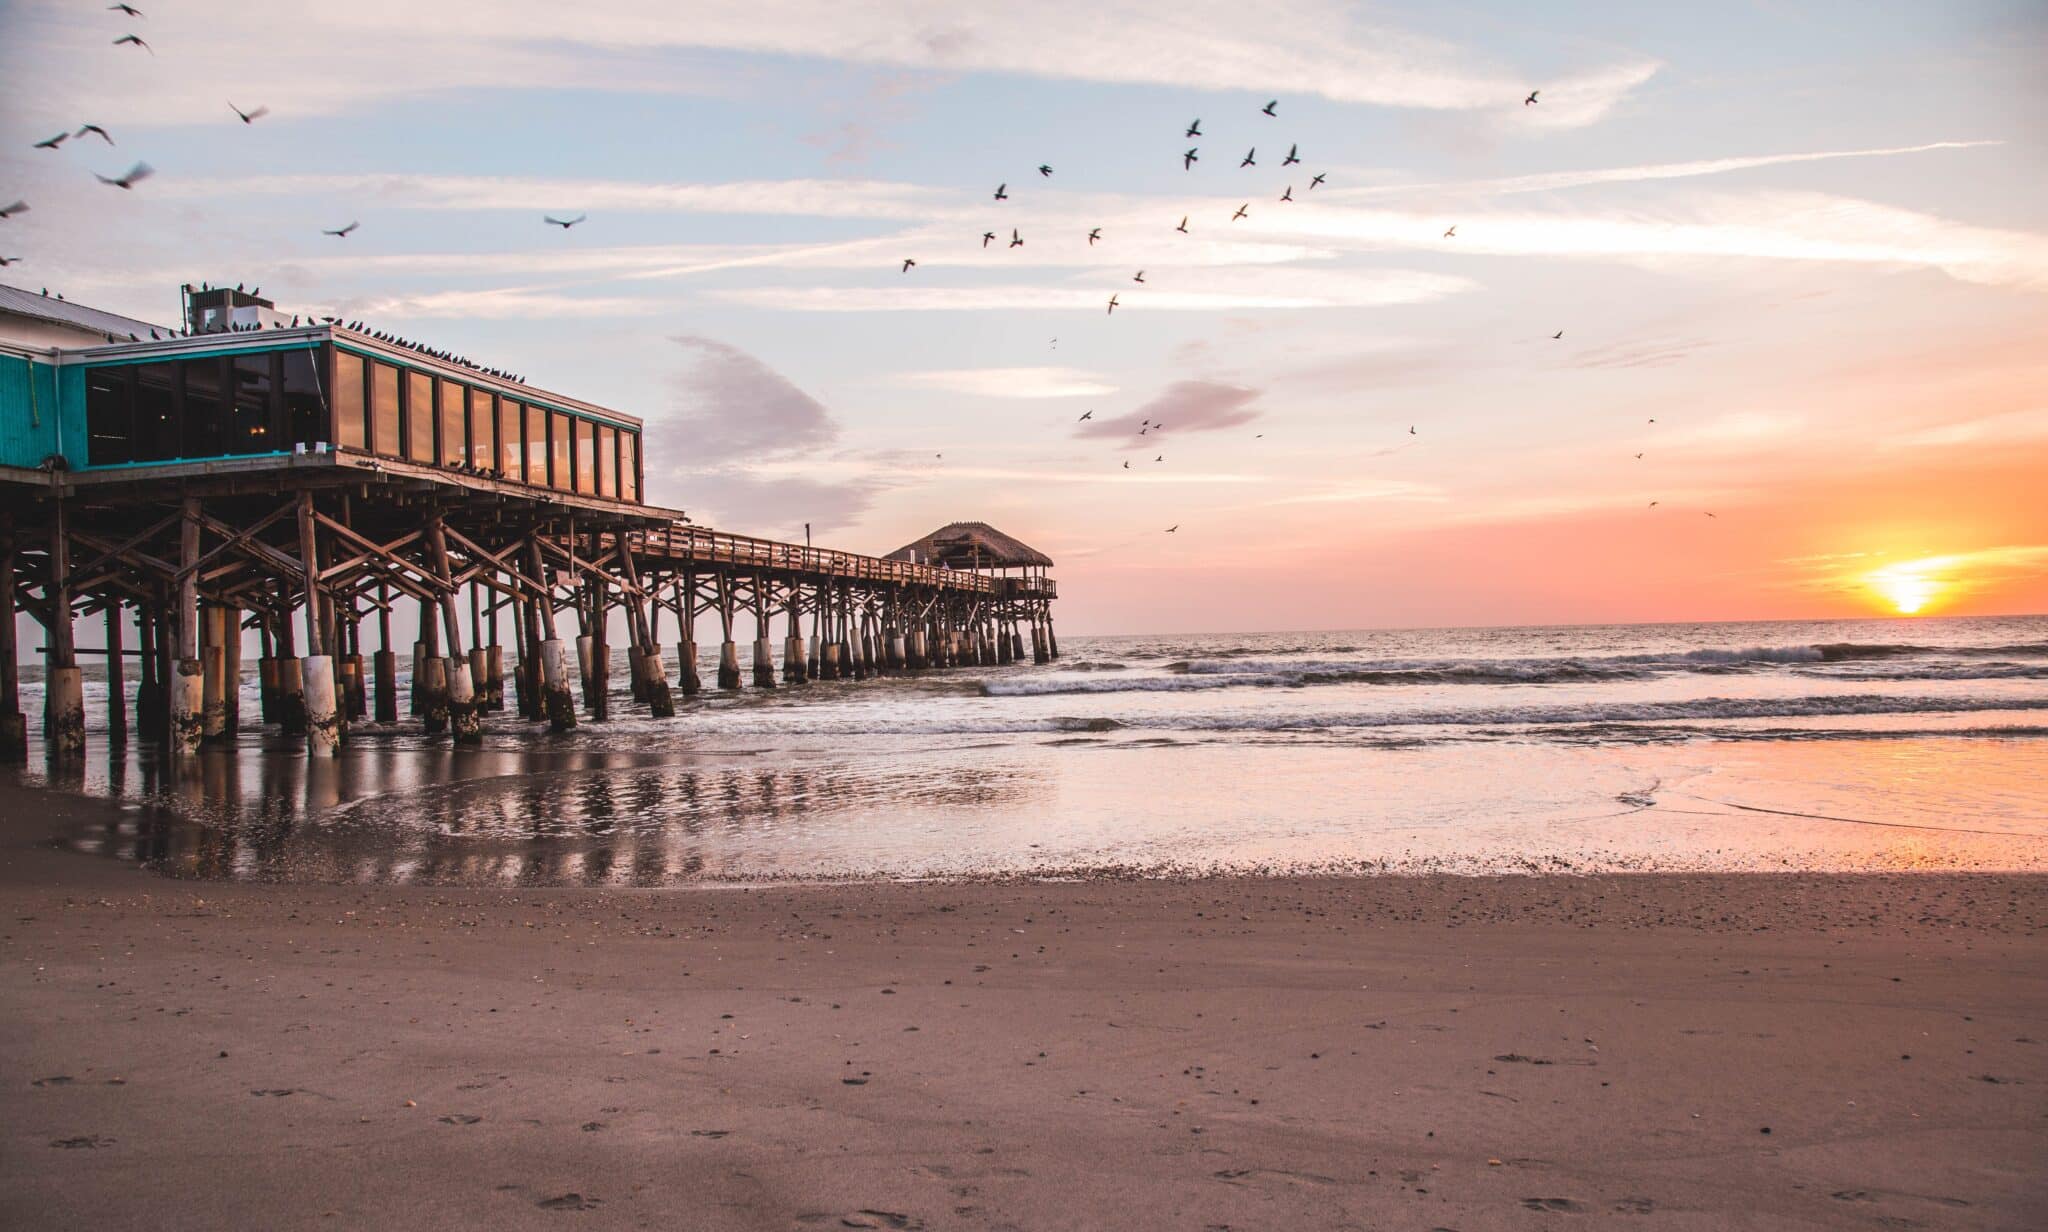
[1649, 501, 1659, 507]
[1009, 228, 1023, 248]
[1261, 99, 1278, 116]
[1309, 172, 1326, 189]
[109, 4, 144, 14]
[1078, 410, 1093, 421]
[1175, 216, 1188, 234]
[1634, 452, 1644, 460]
[901, 258, 916, 273]
[1232, 203, 1248, 220]
[993, 182, 1008, 201]
[113, 34, 151, 53]
[1037, 164, 1053, 177]
[1154, 455, 1163, 462]
[0, 256, 20, 267]
[1282, 143, 1300, 166]
[322, 221, 358, 237]
[74, 124, 113, 145]
[1165, 525, 1177, 532]
[1525, 90, 1540, 106]
[1133, 270, 1145, 283]
[1183, 148, 1198, 169]
[33, 133, 68, 150]
[94, 161, 153, 189]
[1123, 460, 1130, 469]
[1088, 227, 1102, 245]
[229, 102, 269, 124]
[544, 214, 586, 228]
[1443, 225, 1456, 238]
[1240, 147, 1256, 167]
[981, 230, 996, 247]
[1551, 330, 1563, 339]
[1409, 425, 1417, 435]
[1185, 119, 1202, 138]
[1280, 185, 1293, 202]
[1106, 294, 1119, 314]
[1704, 511, 1717, 518]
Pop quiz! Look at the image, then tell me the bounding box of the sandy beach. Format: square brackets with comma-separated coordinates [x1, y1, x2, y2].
[3, 780, 2043, 1230]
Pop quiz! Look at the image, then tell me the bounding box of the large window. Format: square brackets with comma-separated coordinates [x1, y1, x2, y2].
[573, 417, 596, 494]
[596, 425, 616, 498]
[370, 362, 401, 456]
[470, 387, 496, 472]
[331, 351, 366, 449]
[230, 353, 274, 454]
[281, 350, 323, 448]
[182, 358, 224, 458]
[498, 397, 522, 479]
[526, 404, 548, 486]
[134, 363, 177, 459]
[549, 411, 572, 492]
[405, 370, 435, 463]
[439, 379, 466, 466]
[85, 366, 134, 464]
[619, 432, 638, 502]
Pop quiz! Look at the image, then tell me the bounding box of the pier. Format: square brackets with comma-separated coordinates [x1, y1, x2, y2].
[0, 283, 1059, 763]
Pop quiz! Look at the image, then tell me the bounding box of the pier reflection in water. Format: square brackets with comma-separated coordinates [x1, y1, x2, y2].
[40, 736, 1048, 886]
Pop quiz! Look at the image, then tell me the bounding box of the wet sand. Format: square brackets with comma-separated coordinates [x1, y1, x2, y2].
[2, 780, 2044, 1230]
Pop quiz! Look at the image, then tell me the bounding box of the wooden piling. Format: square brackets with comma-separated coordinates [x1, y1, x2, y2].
[0, 537, 25, 763]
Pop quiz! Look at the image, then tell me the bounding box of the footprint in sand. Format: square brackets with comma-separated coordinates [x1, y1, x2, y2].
[439, 1114, 482, 1125]
[536, 1193, 601, 1211]
[1521, 1197, 1587, 1213]
[51, 1135, 114, 1149]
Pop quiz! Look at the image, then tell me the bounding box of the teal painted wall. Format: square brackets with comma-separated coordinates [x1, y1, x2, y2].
[0, 353, 65, 469]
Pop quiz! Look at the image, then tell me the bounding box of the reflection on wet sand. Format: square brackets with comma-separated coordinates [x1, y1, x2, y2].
[43, 737, 1049, 886]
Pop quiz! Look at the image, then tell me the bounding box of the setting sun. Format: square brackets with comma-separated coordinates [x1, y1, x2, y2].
[1865, 556, 1954, 615]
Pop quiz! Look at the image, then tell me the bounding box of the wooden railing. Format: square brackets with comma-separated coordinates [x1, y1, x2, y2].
[625, 522, 1055, 597]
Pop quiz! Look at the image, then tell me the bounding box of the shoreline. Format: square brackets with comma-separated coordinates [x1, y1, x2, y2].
[3, 779, 2044, 1229]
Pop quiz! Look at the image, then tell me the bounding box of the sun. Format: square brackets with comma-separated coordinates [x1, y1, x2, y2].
[1864, 555, 1958, 616]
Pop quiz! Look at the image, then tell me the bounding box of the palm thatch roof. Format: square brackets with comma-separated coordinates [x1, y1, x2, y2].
[885, 522, 1052, 569]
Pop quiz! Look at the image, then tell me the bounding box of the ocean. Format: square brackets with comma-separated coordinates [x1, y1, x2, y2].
[13, 614, 2048, 883]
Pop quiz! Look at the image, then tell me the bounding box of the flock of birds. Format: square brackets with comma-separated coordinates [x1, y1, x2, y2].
[1, 24, 1712, 530]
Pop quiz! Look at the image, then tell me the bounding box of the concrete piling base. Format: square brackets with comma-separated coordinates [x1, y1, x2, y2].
[340, 655, 366, 721]
[46, 666, 85, 763]
[821, 641, 841, 679]
[784, 635, 807, 684]
[717, 640, 742, 690]
[373, 649, 398, 723]
[171, 658, 205, 756]
[484, 645, 504, 711]
[446, 658, 481, 744]
[539, 639, 577, 732]
[303, 654, 340, 755]
[421, 657, 449, 735]
[258, 656, 280, 724]
[752, 638, 776, 689]
[641, 650, 676, 717]
[679, 641, 701, 696]
[201, 639, 227, 740]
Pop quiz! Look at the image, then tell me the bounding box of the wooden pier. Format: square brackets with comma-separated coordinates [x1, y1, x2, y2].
[1, 284, 1058, 764]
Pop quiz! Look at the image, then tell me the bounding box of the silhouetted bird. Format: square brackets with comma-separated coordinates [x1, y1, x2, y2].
[109, 3, 144, 14]
[33, 133, 67, 150]
[1280, 186, 1293, 202]
[1106, 294, 1119, 314]
[1409, 425, 1417, 435]
[1165, 525, 1177, 532]
[0, 256, 19, 267]
[1309, 172, 1325, 189]
[1183, 148, 1199, 169]
[544, 214, 586, 228]
[1649, 501, 1659, 507]
[1133, 270, 1145, 283]
[1175, 216, 1188, 233]
[229, 102, 269, 124]
[1009, 229, 1023, 248]
[1185, 119, 1201, 138]
[323, 221, 358, 237]
[993, 183, 1007, 201]
[1261, 99, 1278, 116]
[75, 124, 113, 144]
[113, 34, 151, 53]
[1704, 512, 1716, 518]
[1525, 90, 1540, 106]
[1037, 164, 1053, 177]
[1283, 143, 1300, 165]
[1123, 460, 1130, 468]
[1078, 410, 1093, 421]
[1552, 330, 1563, 339]
[901, 258, 916, 272]
[981, 230, 996, 247]
[1232, 203, 1248, 220]
[1240, 148, 1256, 167]
[1154, 455, 1163, 462]
[1443, 225, 1456, 237]
[95, 161, 153, 189]
[1088, 228, 1102, 245]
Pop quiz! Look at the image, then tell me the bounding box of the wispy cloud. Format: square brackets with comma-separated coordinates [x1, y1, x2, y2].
[1077, 380, 1263, 438]
[720, 269, 1474, 312]
[152, 174, 953, 221]
[895, 367, 1117, 398]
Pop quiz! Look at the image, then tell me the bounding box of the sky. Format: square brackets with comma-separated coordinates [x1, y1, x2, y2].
[3, 0, 2045, 635]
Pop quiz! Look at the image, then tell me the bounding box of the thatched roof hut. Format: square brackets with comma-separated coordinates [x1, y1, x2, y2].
[885, 522, 1052, 570]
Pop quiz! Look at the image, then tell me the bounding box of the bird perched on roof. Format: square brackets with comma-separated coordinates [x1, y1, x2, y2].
[95, 161, 153, 189]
